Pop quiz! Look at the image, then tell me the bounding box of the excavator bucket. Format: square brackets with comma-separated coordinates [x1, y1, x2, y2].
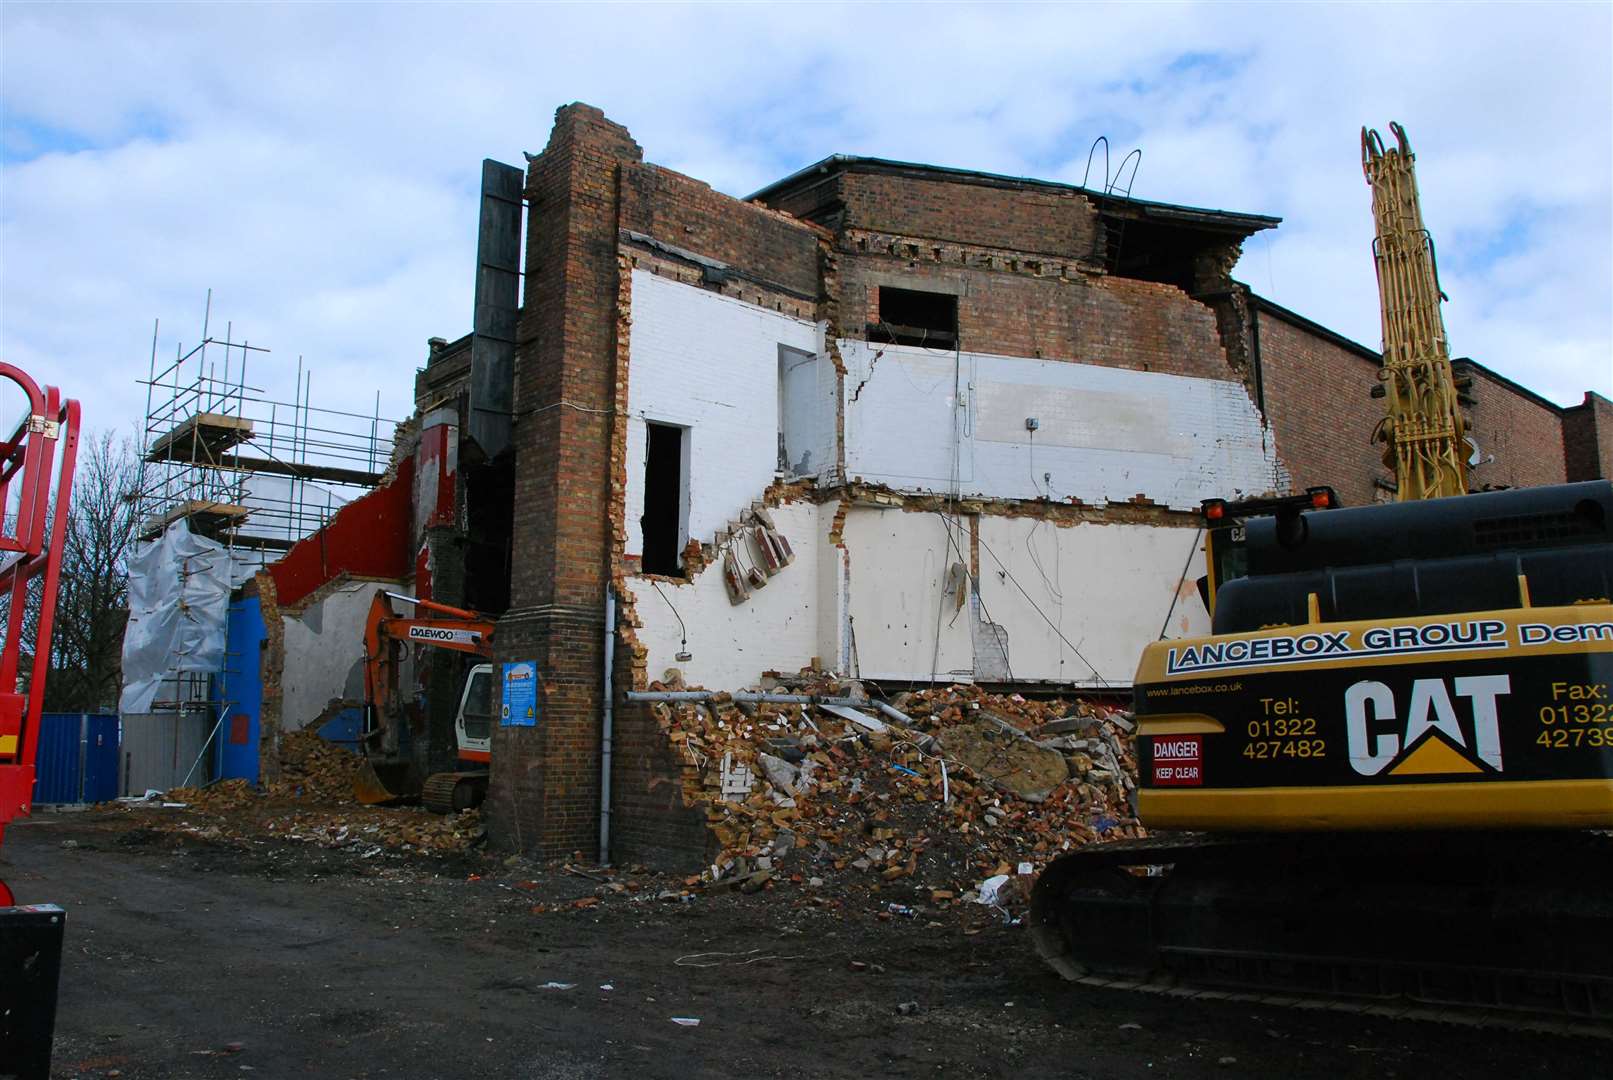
[352, 759, 419, 805]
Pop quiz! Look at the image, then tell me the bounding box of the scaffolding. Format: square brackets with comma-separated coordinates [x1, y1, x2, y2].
[133, 292, 400, 714]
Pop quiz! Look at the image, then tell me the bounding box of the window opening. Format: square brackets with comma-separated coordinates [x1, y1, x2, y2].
[869, 287, 958, 348]
[461, 668, 493, 742]
[778, 345, 818, 476]
[641, 421, 689, 576]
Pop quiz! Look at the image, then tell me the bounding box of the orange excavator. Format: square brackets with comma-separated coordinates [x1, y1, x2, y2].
[353, 590, 497, 814]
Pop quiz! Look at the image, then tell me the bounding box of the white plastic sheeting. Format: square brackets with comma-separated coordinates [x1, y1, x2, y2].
[119, 521, 231, 714]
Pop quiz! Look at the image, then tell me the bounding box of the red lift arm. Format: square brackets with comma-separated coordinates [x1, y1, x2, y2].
[0, 364, 81, 887]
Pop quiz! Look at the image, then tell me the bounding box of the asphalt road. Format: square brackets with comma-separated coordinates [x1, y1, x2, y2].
[3, 813, 1604, 1080]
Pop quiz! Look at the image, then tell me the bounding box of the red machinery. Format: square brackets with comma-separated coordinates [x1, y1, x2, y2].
[0, 363, 81, 1079]
[0, 364, 81, 888]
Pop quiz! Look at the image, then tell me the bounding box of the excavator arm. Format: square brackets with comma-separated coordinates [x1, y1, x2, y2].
[1362, 122, 1470, 501]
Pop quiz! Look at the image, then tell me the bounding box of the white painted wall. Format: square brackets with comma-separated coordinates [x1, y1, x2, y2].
[779, 344, 837, 479]
[630, 503, 1207, 690]
[631, 501, 826, 688]
[624, 271, 821, 560]
[279, 580, 391, 729]
[975, 518, 1209, 686]
[619, 276, 1249, 691]
[839, 340, 1283, 510]
[841, 506, 974, 682]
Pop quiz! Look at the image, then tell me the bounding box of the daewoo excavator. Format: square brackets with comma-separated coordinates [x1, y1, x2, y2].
[353, 590, 497, 814]
[0, 363, 81, 1078]
[1029, 123, 1613, 1020]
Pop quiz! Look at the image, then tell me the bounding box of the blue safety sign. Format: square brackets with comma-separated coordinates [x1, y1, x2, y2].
[501, 661, 538, 727]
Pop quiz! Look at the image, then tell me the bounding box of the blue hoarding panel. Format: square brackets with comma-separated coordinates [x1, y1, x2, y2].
[216, 595, 266, 784]
[33, 713, 119, 805]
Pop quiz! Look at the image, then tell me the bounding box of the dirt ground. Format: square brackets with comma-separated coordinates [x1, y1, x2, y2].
[4, 810, 1605, 1080]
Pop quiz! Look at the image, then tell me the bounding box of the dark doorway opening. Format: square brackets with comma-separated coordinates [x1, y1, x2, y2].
[869, 287, 958, 348]
[463, 457, 514, 615]
[641, 422, 687, 576]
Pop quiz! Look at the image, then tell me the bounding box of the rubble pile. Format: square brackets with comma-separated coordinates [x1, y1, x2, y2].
[646, 680, 1142, 897]
[123, 730, 486, 857]
[249, 807, 485, 856]
[264, 729, 365, 801]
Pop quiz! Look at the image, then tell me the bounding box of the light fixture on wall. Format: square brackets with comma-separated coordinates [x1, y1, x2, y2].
[651, 579, 694, 663]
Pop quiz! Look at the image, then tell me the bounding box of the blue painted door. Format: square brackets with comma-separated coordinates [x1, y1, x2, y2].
[83, 715, 119, 802]
[32, 713, 79, 804]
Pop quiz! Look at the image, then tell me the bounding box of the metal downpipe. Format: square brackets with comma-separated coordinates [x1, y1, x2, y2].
[599, 588, 615, 866]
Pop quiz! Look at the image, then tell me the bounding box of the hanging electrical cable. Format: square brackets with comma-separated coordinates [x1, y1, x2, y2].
[649, 578, 692, 662]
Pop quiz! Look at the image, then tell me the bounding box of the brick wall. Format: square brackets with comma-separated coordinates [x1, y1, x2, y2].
[489, 105, 820, 861]
[1561, 391, 1613, 483]
[621, 165, 820, 298]
[831, 172, 1102, 264]
[1253, 306, 1389, 508]
[1453, 362, 1567, 491]
[841, 257, 1234, 381]
[607, 621, 709, 870]
[489, 103, 643, 858]
[1255, 300, 1586, 506]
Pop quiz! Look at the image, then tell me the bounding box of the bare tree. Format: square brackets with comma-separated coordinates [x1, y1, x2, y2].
[40, 430, 146, 712]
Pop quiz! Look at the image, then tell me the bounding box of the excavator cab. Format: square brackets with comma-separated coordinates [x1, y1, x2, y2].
[1196, 487, 1338, 617]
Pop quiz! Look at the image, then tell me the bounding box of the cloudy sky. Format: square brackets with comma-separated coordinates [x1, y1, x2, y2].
[3, 1, 1609, 444]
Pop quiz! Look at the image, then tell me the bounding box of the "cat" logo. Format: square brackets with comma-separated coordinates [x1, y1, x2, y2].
[1344, 675, 1511, 776]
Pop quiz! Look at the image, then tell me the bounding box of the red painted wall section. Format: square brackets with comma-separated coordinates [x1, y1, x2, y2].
[414, 420, 458, 534]
[414, 542, 432, 603]
[268, 455, 415, 607]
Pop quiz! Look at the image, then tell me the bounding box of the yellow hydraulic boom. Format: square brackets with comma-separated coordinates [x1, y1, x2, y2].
[1362, 122, 1469, 501]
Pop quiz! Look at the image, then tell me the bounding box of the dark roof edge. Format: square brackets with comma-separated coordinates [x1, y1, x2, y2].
[1452, 357, 1572, 415]
[747, 155, 1280, 234]
[1250, 292, 1571, 415]
[1249, 292, 1381, 364]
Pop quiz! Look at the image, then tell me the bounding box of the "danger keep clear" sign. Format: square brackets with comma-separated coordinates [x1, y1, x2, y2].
[1152, 735, 1202, 786]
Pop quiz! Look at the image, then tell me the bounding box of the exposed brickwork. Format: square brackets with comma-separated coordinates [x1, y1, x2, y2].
[1563, 392, 1613, 482]
[842, 254, 1234, 380]
[1253, 306, 1391, 508]
[489, 104, 643, 858]
[1255, 300, 1588, 506]
[254, 570, 284, 782]
[619, 164, 821, 299]
[607, 694, 710, 869]
[833, 172, 1103, 264]
[1453, 361, 1567, 491]
[621, 246, 814, 320]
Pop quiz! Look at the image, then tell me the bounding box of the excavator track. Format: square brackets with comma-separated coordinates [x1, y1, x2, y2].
[421, 771, 488, 815]
[1030, 831, 1613, 1026]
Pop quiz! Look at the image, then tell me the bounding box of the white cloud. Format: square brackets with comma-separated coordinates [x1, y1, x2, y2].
[1, 0, 1607, 456]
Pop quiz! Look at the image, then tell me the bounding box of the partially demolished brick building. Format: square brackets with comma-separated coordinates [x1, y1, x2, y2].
[301, 103, 1612, 865]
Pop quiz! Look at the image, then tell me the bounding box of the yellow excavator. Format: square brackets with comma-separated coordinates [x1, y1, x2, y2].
[1030, 123, 1613, 1019]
